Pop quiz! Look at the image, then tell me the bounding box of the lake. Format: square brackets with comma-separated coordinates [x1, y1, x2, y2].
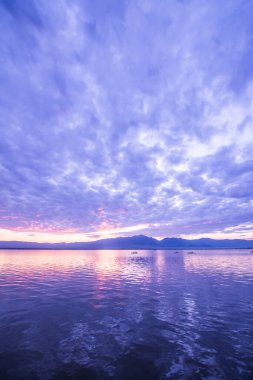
[0, 249, 252, 379]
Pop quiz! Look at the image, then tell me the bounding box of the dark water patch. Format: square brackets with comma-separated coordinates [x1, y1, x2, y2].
[0, 350, 42, 380]
[51, 363, 99, 380]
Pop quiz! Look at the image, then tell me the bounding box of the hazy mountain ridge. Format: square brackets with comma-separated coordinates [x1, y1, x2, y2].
[0, 235, 253, 249]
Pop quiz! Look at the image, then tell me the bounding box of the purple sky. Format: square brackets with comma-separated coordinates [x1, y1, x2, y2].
[1, 0, 253, 242]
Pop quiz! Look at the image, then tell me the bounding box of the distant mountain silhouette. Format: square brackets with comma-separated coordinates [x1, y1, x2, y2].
[0, 235, 253, 249]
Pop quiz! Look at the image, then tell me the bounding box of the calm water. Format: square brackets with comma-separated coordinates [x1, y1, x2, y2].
[0, 250, 253, 380]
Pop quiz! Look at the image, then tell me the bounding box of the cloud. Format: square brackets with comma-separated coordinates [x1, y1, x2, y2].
[0, 0, 253, 241]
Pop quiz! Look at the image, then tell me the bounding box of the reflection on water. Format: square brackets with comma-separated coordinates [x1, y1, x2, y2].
[0, 249, 253, 379]
[185, 250, 253, 279]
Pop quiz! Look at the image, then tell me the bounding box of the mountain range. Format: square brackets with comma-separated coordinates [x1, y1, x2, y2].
[0, 235, 253, 249]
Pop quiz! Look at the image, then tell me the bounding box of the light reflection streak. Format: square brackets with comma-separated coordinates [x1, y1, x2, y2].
[0, 249, 153, 284]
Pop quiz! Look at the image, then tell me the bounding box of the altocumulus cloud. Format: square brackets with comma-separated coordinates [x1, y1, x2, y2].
[1, 0, 253, 242]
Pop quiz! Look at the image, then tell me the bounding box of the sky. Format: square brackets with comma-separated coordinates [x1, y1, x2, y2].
[1, 0, 253, 243]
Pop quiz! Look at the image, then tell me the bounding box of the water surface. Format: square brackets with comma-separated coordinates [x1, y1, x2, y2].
[0, 249, 253, 379]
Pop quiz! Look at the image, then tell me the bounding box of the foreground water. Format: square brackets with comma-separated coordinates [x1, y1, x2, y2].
[0, 249, 253, 380]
